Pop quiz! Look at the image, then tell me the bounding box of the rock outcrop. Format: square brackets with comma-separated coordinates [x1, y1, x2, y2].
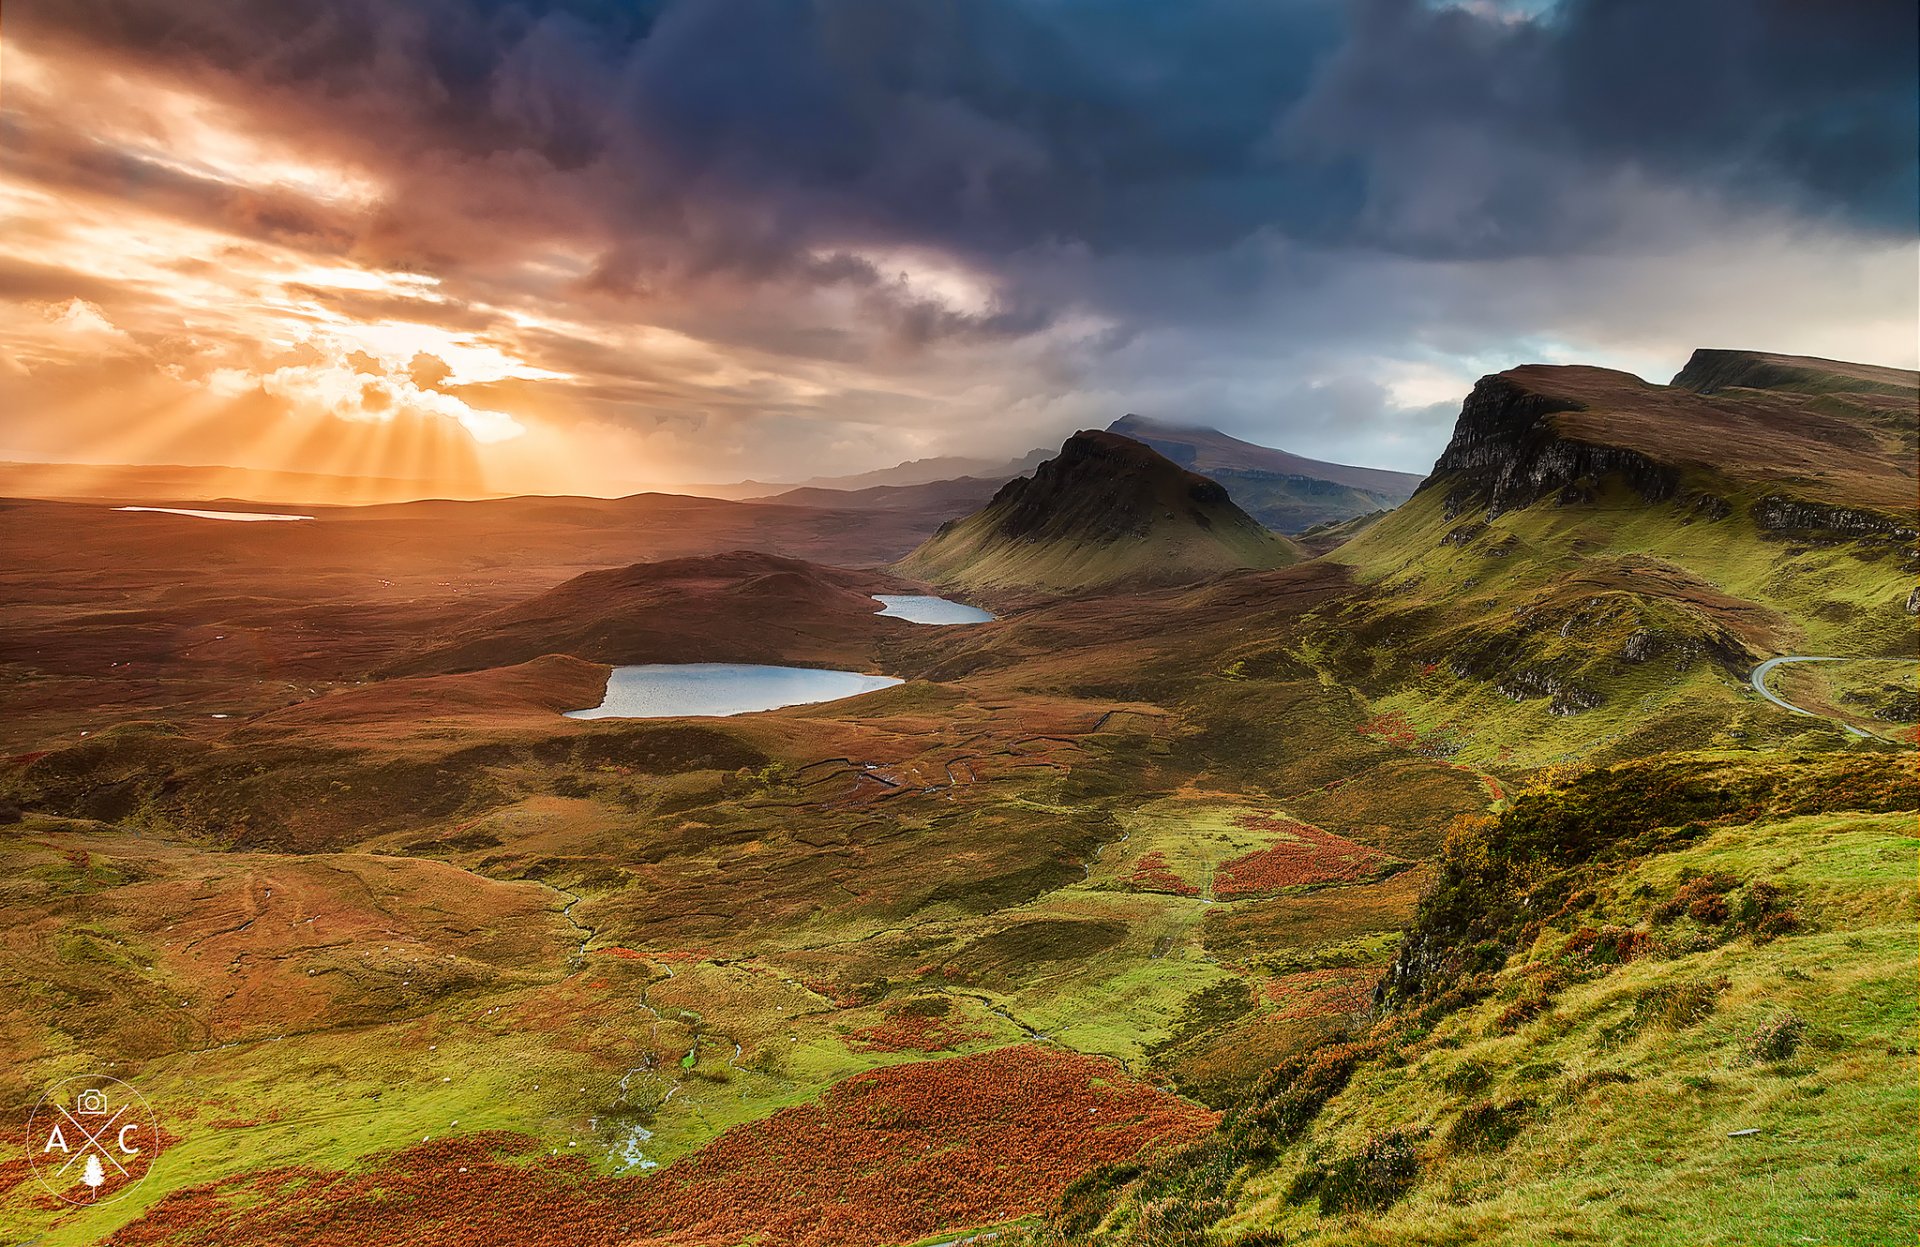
[1424, 356, 1919, 538]
[1427, 370, 1678, 517]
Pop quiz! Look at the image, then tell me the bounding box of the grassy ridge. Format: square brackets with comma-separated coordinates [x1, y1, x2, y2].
[1308, 479, 1914, 770]
[1012, 752, 1917, 1245]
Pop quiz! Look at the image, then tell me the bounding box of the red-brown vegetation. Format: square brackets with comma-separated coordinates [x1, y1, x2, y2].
[1124, 850, 1200, 896]
[107, 1046, 1214, 1247]
[845, 1005, 986, 1053]
[1357, 711, 1417, 747]
[1559, 925, 1654, 966]
[1213, 817, 1393, 896]
[1261, 967, 1382, 1020]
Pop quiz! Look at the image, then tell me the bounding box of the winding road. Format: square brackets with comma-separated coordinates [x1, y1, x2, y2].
[1748, 656, 1869, 739]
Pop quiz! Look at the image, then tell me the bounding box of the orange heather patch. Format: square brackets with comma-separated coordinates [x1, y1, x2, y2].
[1357, 711, 1417, 747]
[1261, 967, 1382, 1020]
[0, 1156, 32, 1200]
[106, 1046, 1214, 1247]
[845, 1006, 987, 1053]
[1125, 849, 1200, 896]
[634, 1044, 1217, 1245]
[801, 977, 867, 1008]
[1213, 816, 1392, 896]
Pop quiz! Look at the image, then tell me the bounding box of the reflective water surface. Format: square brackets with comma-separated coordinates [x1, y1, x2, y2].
[566, 663, 904, 719]
[872, 594, 995, 625]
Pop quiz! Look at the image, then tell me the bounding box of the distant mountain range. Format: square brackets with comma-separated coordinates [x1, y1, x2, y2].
[897, 429, 1299, 599]
[1104, 414, 1423, 532]
[747, 417, 1422, 535]
[706, 448, 1054, 501]
[7, 421, 1417, 538]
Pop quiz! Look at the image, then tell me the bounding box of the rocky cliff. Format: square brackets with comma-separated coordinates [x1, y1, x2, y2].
[1427, 369, 1679, 518]
[1424, 356, 1918, 539]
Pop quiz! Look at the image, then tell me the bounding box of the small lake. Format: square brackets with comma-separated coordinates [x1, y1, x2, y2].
[115, 506, 314, 522]
[566, 663, 904, 720]
[873, 594, 995, 625]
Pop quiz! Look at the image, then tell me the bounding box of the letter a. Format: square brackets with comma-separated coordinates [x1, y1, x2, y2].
[42, 1124, 69, 1154]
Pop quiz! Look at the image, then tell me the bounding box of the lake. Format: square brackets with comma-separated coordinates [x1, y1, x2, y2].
[566, 663, 904, 719]
[115, 506, 314, 522]
[873, 594, 995, 625]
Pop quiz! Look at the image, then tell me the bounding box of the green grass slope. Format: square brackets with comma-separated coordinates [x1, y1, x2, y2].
[1303, 354, 1916, 769]
[1017, 751, 1917, 1246]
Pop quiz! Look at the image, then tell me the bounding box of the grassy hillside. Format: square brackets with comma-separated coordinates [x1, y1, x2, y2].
[981, 355, 1919, 1243]
[1300, 353, 1916, 771]
[1302, 481, 1912, 771]
[1019, 752, 1917, 1246]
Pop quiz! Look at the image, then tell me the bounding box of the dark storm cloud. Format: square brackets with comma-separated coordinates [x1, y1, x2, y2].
[5, 0, 1913, 483]
[18, 0, 1913, 272]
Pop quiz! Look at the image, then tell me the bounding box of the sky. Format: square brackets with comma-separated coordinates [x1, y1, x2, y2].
[1, 0, 1915, 494]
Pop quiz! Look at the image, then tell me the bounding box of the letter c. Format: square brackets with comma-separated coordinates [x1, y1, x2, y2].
[118, 1124, 141, 1155]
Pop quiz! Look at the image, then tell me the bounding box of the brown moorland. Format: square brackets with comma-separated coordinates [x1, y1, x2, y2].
[104, 1047, 1214, 1247]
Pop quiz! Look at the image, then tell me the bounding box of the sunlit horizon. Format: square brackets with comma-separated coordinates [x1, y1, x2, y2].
[4, 4, 1915, 496]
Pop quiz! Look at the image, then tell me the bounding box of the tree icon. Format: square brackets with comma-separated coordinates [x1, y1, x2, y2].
[81, 1154, 105, 1197]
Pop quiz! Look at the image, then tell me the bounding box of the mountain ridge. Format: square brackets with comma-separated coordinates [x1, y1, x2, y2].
[1107, 414, 1423, 533]
[1428, 352, 1918, 528]
[899, 430, 1300, 598]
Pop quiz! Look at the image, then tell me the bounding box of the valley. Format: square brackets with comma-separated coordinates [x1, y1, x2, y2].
[0, 351, 1912, 1247]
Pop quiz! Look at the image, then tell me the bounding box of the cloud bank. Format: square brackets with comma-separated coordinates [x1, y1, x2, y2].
[2, 0, 1914, 488]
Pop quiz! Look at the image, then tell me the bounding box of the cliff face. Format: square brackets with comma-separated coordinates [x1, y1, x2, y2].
[1751, 497, 1918, 543]
[1427, 372, 1678, 518]
[1425, 357, 1918, 541]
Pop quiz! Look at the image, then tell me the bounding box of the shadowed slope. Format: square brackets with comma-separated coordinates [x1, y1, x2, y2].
[899, 431, 1301, 599]
[389, 551, 910, 676]
[1108, 414, 1422, 533]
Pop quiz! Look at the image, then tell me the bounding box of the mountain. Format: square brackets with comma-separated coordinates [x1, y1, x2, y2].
[1106, 414, 1423, 533]
[1311, 349, 1918, 743]
[1428, 350, 1917, 525]
[897, 430, 1300, 598]
[707, 447, 1054, 500]
[760, 475, 1006, 514]
[389, 550, 909, 676]
[787, 448, 1054, 492]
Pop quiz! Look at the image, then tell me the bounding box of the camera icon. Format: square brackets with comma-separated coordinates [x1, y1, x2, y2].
[76, 1088, 109, 1115]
